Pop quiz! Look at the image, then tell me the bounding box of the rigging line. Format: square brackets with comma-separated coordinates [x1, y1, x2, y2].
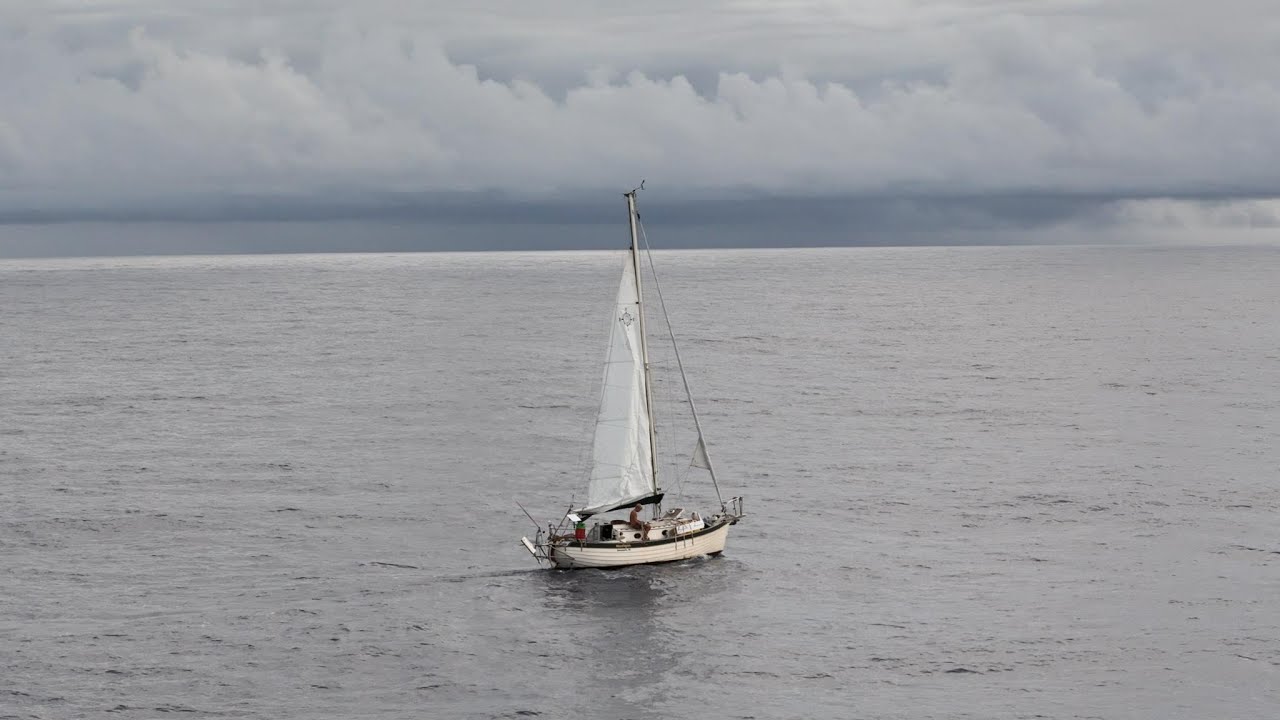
[636, 217, 726, 511]
[637, 251, 683, 503]
[653, 354, 688, 504]
[515, 500, 541, 530]
[645, 333, 684, 502]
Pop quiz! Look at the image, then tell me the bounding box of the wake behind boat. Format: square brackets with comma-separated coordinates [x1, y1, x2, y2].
[520, 186, 744, 569]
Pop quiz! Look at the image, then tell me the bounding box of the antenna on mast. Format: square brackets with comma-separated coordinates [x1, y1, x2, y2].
[627, 180, 645, 195]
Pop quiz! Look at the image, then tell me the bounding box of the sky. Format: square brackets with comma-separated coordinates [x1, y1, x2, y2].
[1, 0, 1278, 255]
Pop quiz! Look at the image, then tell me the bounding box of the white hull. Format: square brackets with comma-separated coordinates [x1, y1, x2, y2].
[549, 519, 732, 569]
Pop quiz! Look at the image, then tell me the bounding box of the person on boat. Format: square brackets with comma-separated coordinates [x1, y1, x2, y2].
[628, 505, 648, 532]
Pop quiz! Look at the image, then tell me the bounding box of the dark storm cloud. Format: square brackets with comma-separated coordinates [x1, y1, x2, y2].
[5, 190, 1275, 258]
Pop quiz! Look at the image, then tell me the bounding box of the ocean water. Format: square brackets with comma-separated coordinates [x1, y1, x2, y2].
[1, 246, 1277, 719]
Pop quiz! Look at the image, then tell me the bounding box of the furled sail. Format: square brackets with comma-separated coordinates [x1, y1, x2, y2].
[577, 255, 657, 516]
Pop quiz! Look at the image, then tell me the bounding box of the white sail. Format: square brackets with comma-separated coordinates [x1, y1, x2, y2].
[691, 436, 712, 470]
[579, 255, 656, 516]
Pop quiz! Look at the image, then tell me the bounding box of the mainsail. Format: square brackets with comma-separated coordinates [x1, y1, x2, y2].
[577, 254, 659, 516]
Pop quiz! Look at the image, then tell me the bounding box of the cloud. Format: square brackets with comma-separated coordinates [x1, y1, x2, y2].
[1, 1, 1278, 230]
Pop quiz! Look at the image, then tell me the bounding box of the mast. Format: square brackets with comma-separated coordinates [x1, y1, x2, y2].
[626, 189, 660, 500]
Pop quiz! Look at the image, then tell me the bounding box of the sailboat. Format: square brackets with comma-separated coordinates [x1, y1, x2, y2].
[519, 185, 744, 569]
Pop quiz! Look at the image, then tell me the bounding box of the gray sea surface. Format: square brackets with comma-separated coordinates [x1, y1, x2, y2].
[2, 246, 1278, 719]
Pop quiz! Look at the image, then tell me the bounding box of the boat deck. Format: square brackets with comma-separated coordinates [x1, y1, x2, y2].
[587, 514, 705, 544]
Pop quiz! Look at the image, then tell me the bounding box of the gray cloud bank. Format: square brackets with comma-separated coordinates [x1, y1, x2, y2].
[1, 1, 1278, 254]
